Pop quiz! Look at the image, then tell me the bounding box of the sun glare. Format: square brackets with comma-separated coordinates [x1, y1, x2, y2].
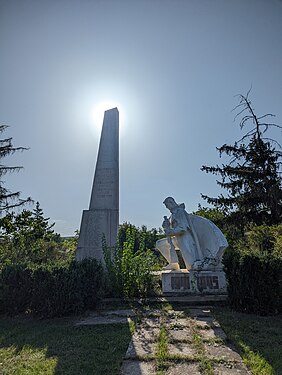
[91, 100, 126, 132]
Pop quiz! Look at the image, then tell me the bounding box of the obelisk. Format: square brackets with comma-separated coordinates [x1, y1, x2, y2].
[76, 108, 119, 262]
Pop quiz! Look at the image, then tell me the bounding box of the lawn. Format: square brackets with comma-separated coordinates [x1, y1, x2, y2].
[0, 316, 131, 375]
[1, 306, 281, 375]
[213, 307, 282, 375]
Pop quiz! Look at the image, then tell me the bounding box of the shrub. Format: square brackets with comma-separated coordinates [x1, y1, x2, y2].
[0, 259, 105, 317]
[103, 228, 159, 298]
[223, 225, 282, 315]
[0, 264, 32, 315]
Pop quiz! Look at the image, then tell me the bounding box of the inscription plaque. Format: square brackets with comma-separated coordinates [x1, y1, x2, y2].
[171, 275, 190, 290]
[162, 270, 227, 294]
[197, 275, 219, 291]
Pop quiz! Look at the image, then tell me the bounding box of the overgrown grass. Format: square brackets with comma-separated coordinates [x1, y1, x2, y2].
[0, 316, 131, 375]
[156, 325, 169, 374]
[213, 306, 282, 375]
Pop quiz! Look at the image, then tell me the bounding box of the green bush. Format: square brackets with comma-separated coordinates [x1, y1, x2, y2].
[103, 227, 159, 298]
[0, 264, 33, 315]
[223, 225, 282, 315]
[0, 259, 105, 317]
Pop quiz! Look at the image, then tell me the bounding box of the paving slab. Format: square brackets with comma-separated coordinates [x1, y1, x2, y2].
[189, 307, 213, 317]
[167, 326, 193, 341]
[142, 317, 162, 328]
[205, 343, 242, 361]
[167, 309, 187, 318]
[120, 360, 155, 375]
[120, 306, 250, 374]
[193, 318, 211, 329]
[135, 326, 160, 342]
[142, 309, 162, 317]
[166, 317, 192, 330]
[197, 326, 226, 340]
[166, 362, 201, 374]
[168, 342, 197, 356]
[213, 363, 250, 374]
[194, 316, 217, 326]
[124, 339, 157, 359]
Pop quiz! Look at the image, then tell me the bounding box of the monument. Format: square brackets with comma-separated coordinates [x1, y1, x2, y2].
[156, 197, 228, 294]
[76, 108, 119, 262]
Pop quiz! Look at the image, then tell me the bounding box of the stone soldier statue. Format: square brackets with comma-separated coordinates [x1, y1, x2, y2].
[156, 197, 228, 271]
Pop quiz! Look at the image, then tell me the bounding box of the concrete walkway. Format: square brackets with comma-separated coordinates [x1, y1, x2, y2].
[120, 306, 250, 375]
[76, 306, 250, 374]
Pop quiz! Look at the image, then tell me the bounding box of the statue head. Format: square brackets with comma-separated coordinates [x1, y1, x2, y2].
[163, 197, 178, 211]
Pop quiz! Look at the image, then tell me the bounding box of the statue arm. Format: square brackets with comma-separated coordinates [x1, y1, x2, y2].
[164, 210, 190, 236]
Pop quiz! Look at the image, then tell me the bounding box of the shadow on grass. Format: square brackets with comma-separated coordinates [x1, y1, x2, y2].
[0, 316, 132, 375]
[213, 307, 282, 375]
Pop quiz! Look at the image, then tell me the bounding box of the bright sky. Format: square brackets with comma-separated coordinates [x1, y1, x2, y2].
[0, 0, 281, 236]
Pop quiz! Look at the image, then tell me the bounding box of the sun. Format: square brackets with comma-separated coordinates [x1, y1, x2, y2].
[91, 100, 125, 131]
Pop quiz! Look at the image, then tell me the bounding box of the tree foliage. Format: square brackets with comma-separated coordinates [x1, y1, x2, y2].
[201, 93, 282, 232]
[0, 125, 31, 211]
[0, 203, 75, 268]
[117, 222, 160, 254]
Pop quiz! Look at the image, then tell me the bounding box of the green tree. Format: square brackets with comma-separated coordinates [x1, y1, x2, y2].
[0, 125, 31, 211]
[201, 93, 282, 232]
[0, 204, 65, 267]
[31, 202, 59, 242]
[118, 222, 160, 254]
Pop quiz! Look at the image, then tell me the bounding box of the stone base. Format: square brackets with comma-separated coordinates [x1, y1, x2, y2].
[161, 269, 227, 295]
[76, 209, 118, 263]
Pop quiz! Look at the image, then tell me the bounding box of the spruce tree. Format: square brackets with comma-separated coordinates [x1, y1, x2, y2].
[31, 201, 56, 241]
[201, 93, 282, 231]
[0, 125, 31, 211]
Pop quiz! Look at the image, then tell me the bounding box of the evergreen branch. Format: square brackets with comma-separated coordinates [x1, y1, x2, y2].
[0, 197, 33, 211]
[262, 138, 282, 149]
[237, 128, 256, 143]
[0, 125, 9, 133]
[0, 166, 23, 176]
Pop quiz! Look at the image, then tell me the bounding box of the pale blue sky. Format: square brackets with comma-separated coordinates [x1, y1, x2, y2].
[0, 0, 281, 235]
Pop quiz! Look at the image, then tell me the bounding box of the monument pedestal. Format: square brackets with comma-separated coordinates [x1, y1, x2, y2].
[161, 269, 227, 295]
[76, 209, 118, 262]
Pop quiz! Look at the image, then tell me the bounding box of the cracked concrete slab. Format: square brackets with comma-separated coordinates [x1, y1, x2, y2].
[121, 305, 250, 374]
[213, 363, 250, 374]
[205, 343, 243, 361]
[166, 362, 201, 374]
[124, 339, 157, 359]
[120, 360, 155, 375]
[167, 342, 197, 356]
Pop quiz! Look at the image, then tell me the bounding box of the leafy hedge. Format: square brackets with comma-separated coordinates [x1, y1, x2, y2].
[0, 259, 104, 317]
[223, 242, 282, 315]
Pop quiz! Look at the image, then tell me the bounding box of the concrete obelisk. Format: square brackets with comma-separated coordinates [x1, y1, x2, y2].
[76, 108, 119, 262]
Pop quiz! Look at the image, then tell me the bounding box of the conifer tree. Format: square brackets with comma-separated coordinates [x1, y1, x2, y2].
[201, 93, 282, 231]
[31, 201, 56, 241]
[0, 125, 31, 211]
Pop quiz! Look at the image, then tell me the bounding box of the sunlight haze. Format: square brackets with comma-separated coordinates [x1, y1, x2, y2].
[0, 0, 281, 235]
